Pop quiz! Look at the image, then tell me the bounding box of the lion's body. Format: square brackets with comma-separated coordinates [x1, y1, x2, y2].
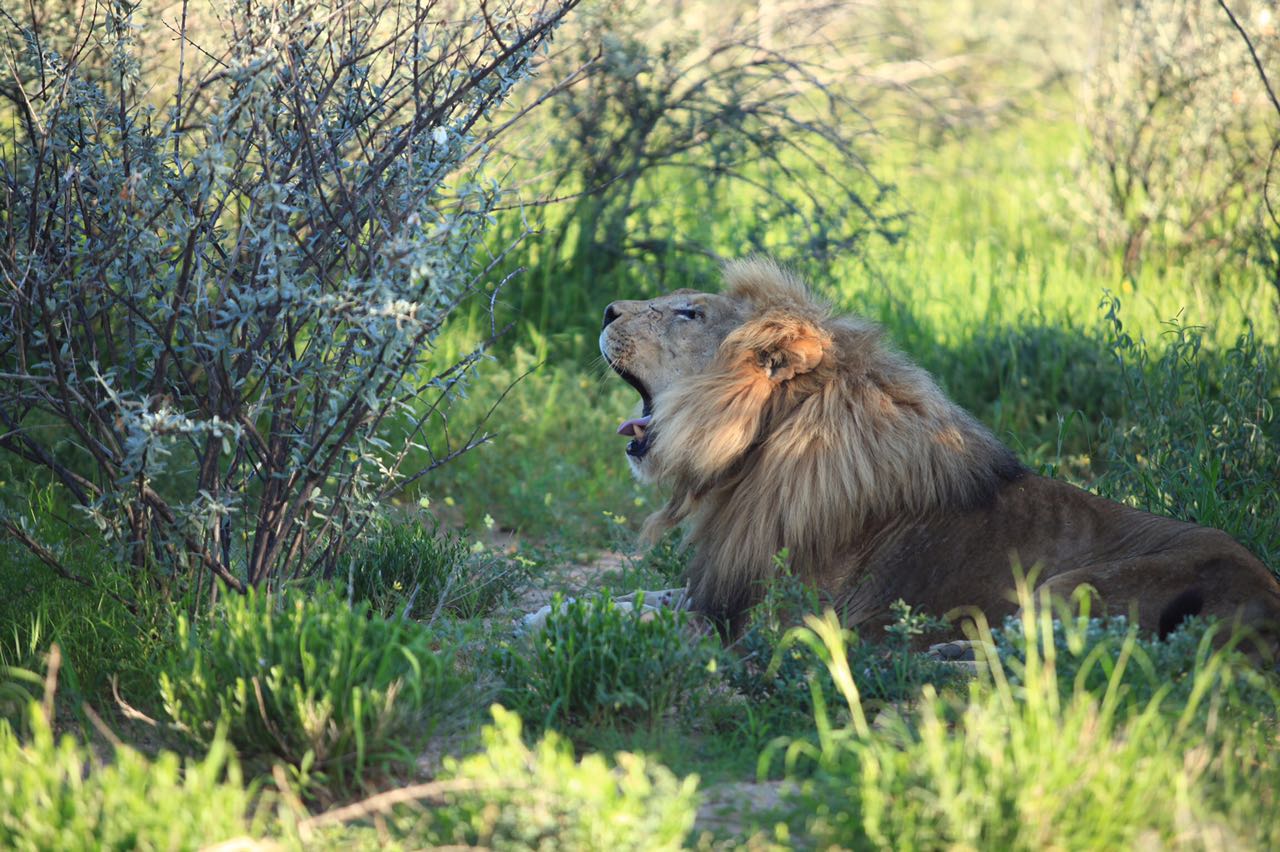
[599, 259, 1280, 653]
[830, 474, 1280, 643]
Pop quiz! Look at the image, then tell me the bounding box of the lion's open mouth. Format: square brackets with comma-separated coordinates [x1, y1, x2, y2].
[613, 368, 653, 459]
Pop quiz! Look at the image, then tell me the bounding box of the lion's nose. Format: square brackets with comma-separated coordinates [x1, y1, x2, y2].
[602, 303, 622, 329]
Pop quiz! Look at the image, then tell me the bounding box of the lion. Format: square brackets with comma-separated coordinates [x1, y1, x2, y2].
[599, 258, 1280, 657]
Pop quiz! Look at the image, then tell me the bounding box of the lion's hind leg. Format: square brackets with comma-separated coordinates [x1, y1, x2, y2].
[1031, 555, 1280, 663]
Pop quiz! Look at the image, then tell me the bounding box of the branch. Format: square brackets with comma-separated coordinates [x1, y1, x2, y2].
[1216, 0, 1280, 117]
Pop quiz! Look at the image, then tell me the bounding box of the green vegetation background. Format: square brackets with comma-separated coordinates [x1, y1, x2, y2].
[4, 2, 1280, 847]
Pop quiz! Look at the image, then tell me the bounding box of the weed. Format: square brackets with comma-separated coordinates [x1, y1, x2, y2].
[159, 587, 467, 799]
[496, 593, 716, 732]
[344, 518, 525, 621]
[0, 705, 260, 850]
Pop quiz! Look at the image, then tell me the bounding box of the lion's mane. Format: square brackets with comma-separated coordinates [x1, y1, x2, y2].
[642, 259, 1025, 625]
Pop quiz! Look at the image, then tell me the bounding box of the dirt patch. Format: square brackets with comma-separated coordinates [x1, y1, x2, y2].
[515, 550, 631, 611]
[693, 780, 793, 842]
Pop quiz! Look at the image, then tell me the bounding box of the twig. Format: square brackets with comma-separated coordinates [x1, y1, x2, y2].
[1216, 0, 1280, 117]
[41, 643, 60, 726]
[300, 778, 490, 829]
[112, 675, 163, 726]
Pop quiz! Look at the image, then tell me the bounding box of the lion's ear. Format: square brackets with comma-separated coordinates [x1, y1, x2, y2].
[729, 313, 830, 383]
[647, 312, 830, 488]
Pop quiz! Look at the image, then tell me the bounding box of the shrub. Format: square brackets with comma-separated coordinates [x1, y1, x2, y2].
[345, 519, 524, 621]
[766, 588, 1280, 849]
[1096, 296, 1280, 565]
[485, 0, 901, 333]
[0, 705, 260, 851]
[1071, 0, 1279, 279]
[0, 0, 577, 597]
[496, 594, 715, 732]
[159, 587, 465, 798]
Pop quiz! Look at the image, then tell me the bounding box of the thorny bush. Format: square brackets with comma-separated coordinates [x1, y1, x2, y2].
[0, 0, 579, 601]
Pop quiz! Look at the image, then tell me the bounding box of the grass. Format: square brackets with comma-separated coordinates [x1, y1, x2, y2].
[767, 585, 1280, 849]
[298, 706, 700, 850]
[158, 586, 468, 800]
[496, 593, 718, 733]
[418, 115, 1279, 552]
[344, 517, 526, 620]
[0, 704, 262, 850]
[405, 334, 656, 547]
[0, 479, 175, 714]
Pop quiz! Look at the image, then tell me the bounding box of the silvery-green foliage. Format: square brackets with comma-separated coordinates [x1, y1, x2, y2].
[1071, 0, 1279, 279]
[0, 0, 578, 593]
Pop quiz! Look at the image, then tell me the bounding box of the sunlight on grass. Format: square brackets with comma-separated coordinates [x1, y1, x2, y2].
[766, 579, 1280, 848]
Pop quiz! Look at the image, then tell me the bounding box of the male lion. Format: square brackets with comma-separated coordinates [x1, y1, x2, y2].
[599, 258, 1280, 655]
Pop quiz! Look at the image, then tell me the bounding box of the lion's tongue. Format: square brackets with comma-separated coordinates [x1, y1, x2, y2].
[617, 415, 652, 438]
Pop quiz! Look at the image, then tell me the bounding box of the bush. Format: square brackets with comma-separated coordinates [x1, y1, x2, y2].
[408, 707, 698, 849]
[496, 594, 715, 732]
[345, 519, 524, 621]
[1096, 296, 1280, 565]
[766, 591, 1280, 849]
[0, 705, 259, 851]
[0, 0, 577, 595]
[483, 0, 900, 337]
[1071, 0, 1279, 279]
[159, 587, 465, 798]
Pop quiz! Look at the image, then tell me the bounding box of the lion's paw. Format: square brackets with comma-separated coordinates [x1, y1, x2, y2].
[925, 640, 978, 662]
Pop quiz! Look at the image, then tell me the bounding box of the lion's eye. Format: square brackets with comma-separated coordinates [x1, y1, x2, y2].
[673, 307, 702, 320]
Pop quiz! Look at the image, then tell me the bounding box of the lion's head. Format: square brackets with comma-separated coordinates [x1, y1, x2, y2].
[598, 263, 834, 479]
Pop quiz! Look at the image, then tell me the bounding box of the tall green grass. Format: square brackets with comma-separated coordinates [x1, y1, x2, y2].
[308, 706, 700, 850]
[768, 582, 1280, 849]
[0, 480, 174, 712]
[0, 705, 262, 850]
[159, 587, 467, 799]
[496, 593, 717, 732]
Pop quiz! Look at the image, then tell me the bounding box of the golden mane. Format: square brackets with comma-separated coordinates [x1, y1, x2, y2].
[642, 258, 1024, 624]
